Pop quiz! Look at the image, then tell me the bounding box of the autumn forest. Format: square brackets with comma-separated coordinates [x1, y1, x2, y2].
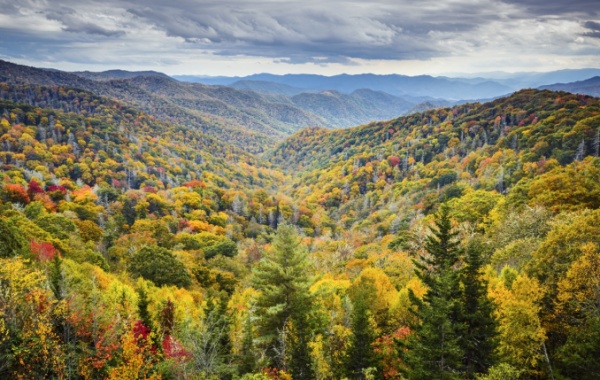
[0, 61, 600, 380]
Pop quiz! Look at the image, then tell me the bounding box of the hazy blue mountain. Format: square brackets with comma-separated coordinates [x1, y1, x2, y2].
[174, 73, 513, 100]
[176, 69, 600, 100]
[173, 75, 241, 85]
[260, 73, 510, 99]
[539, 76, 600, 97]
[515, 69, 600, 88]
[447, 68, 600, 89]
[230, 80, 307, 96]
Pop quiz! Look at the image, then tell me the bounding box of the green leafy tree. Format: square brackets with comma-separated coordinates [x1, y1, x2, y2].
[35, 213, 77, 241]
[476, 363, 523, 380]
[0, 217, 26, 258]
[204, 238, 238, 259]
[128, 245, 191, 288]
[252, 224, 314, 379]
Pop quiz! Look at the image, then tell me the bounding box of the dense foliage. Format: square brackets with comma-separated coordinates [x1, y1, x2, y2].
[1, 80, 599, 380]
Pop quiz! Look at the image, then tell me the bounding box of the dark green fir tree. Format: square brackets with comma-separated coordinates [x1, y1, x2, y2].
[252, 224, 314, 379]
[461, 239, 497, 378]
[345, 277, 380, 380]
[403, 204, 465, 380]
[237, 311, 257, 375]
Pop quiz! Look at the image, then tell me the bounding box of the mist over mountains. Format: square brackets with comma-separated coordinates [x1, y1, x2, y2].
[174, 69, 600, 99]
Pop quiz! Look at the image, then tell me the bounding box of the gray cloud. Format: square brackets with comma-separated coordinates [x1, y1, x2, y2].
[583, 20, 600, 38]
[0, 0, 599, 72]
[123, 0, 506, 62]
[46, 8, 125, 37]
[501, 0, 600, 16]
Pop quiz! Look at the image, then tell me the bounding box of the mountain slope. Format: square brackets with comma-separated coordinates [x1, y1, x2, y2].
[230, 80, 307, 96]
[72, 69, 172, 81]
[539, 76, 600, 97]
[0, 83, 282, 190]
[125, 75, 327, 136]
[0, 60, 329, 152]
[268, 89, 600, 222]
[0, 60, 275, 152]
[289, 89, 413, 128]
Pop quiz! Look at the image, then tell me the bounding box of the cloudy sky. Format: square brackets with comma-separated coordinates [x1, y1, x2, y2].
[1, 0, 599, 76]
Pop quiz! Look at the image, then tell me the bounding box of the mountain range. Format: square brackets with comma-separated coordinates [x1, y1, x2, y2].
[2, 59, 600, 156]
[540, 76, 600, 97]
[174, 72, 513, 99]
[174, 68, 600, 99]
[0, 60, 449, 150]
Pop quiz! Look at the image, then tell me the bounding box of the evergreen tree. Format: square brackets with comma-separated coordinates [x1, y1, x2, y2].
[288, 304, 314, 379]
[137, 286, 153, 331]
[252, 224, 314, 379]
[461, 239, 497, 378]
[216, 292, 234, 378]
[345, 278, 380, 380]
[49, 255, 64, 301]
[237, 311, 257, 375]
[403, 204, 465, 380]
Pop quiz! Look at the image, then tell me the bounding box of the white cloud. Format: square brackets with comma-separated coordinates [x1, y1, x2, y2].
[0, 0, 598, 75]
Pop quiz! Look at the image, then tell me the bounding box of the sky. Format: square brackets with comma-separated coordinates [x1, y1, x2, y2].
[0, 0, 599, 76]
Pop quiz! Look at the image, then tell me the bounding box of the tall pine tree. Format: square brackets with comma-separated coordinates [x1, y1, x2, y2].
[345, 277, 380, 379]
[461, 239, 497, 378]
[403, 204, 465, 380]
[252, 224, 314, 379]
[237, 311, 257, 375]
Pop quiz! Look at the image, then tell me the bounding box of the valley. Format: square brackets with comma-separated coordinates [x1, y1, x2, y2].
[1, 59, 600, 380]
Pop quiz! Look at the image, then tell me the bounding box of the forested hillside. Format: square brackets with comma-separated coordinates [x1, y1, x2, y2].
[0, 60, 325, 153]
[269, 89, 600, 221]
[1, 80, 599, 380]
[1, 60, 441, 152]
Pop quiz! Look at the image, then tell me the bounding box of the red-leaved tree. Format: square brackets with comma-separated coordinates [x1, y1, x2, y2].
[30, 240, 58, 262]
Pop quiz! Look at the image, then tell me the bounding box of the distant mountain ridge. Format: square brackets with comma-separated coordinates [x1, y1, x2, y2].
[539, 76, 600, 97]
[175, 68, 600, 101]
[4, 59, 600, 156]
[175, 73, 513, 100]
[230, 80, 307, 96]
